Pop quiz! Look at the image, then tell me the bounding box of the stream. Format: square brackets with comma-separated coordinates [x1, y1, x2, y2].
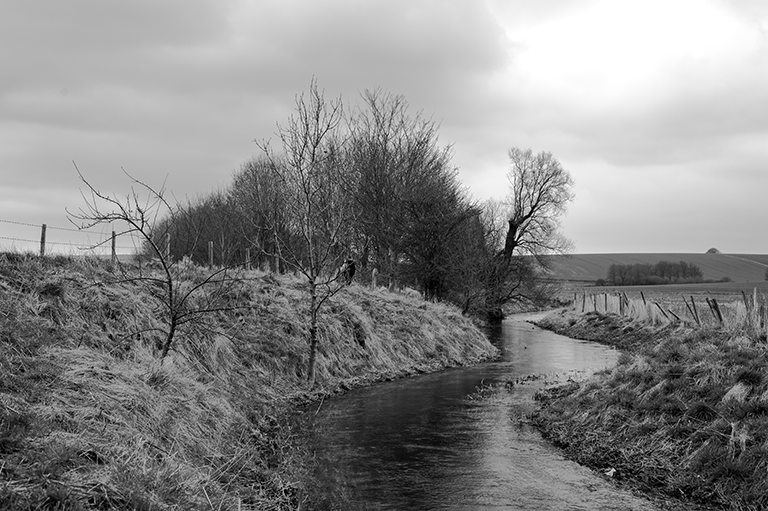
[304, 312, 662, 510]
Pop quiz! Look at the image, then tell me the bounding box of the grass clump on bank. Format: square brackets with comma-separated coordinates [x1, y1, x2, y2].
[0, 253, 496, 510]
[533, 309, 768, 510]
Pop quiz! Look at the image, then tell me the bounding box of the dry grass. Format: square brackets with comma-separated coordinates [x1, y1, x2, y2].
[0, 253, 496, 509]
[535, 309, 768, 510]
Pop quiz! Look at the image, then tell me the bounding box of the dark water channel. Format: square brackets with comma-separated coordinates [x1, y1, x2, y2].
[306, 312, 661, 510]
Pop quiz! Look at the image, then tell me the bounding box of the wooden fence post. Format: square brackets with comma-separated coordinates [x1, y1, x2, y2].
[690, 296, 700, 326]
[712, 298, 724, 324]
[684, 295, 700, 326]
[39, 223, 47, 257]
[111, 231, 116, 264]
[245, 248, 251, 271]
[208, 241, 214, 268]
[706, 297, 723, 325]
[654, 302, 670, 321]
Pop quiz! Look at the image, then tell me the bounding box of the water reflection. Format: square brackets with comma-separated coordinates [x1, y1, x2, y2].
[308, 313, 658, 510]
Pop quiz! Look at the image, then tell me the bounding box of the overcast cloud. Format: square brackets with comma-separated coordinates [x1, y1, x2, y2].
[2, 0, 767, 254]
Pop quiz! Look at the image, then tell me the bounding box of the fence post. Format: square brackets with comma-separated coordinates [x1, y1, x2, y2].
[684, 295, 700, 326]
[164, 233, 171, 261]
[39, 223, 47, 257]
[245, 248, 251, 271]
[706, 297, 723, 325]
[111, 231, 117, 264]
[690, 296, 700, 326]
[208, 241, 214, 268]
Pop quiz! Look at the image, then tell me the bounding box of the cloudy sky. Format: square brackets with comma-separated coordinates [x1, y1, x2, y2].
[2, 0, 767, 255]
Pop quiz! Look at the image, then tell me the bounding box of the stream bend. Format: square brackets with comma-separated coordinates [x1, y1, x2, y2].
[306, 312, 661, 510]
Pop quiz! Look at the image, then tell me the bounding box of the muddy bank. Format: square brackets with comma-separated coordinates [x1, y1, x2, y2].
[0, 254, 497, 510]
[533, 309, 768, 511]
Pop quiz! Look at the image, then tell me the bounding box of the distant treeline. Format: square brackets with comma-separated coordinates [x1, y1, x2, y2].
[600, 260, 704, 286]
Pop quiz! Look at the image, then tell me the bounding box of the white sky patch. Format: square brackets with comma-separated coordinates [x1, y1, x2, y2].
[511, 0, 759, 107]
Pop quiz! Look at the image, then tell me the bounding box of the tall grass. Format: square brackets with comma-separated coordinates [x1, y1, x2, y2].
[536, 305, 768, 510]
[0, 253, 496, 509]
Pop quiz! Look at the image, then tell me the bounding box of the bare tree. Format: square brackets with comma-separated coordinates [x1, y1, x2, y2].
[348, 88, 457, 292]
[483, 148, 575, 320]
[67, 164, 243, 359]
[229, 156, 289, 273]
[255, 79, 356, 385]
[501, 148, 574, 261]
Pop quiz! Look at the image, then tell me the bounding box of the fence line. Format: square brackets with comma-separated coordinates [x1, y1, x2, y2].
[2, 218, 258, 272]
[572, 289, 768, 336]
[0, 217, 140, 259]
[3, 218, 420, 290]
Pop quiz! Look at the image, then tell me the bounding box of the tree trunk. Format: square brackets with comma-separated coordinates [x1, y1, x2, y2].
[160, 316, 177, 359]
[502, 220, 519, 262]
[486, 306, 505, 324]
[307, 280, 319, 385]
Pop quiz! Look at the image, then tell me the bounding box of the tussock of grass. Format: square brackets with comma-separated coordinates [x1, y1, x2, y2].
[534, 309, 768, 510]
[0, 253, 496, 509]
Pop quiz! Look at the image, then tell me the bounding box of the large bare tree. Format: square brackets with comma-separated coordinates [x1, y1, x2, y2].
[484, 148, 574, 320]
[348, 88, 458, 293]
[501, 148, 574, 260]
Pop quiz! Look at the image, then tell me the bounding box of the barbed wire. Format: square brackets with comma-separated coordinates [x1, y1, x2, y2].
[0, 235, 138, 250]
[0, 218, 106, 235]
[0, 217, 141, 252]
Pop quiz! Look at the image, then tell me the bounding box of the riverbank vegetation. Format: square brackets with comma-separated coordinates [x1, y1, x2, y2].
[533, 307, 768, 510]
[0, 253, 496, 509]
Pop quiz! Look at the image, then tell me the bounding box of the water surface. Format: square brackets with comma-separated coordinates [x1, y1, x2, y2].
[308, 312, 659, 510]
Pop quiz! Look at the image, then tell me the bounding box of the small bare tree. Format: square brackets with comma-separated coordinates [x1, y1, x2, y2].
[67, 163, 243, 359]
[255, 79, 356, 385]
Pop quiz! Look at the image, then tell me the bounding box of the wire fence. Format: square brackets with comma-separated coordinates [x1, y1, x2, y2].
[0, 218, 142, 258]
[572, 289, 768, 337]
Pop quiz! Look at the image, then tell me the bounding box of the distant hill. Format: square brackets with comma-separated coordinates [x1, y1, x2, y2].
[545, 253, 768, 284]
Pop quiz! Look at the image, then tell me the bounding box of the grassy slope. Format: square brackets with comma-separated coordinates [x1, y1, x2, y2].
[0, 254, 497, 510]
[534, 310, 768, 511]
[547, 253, 768, 283]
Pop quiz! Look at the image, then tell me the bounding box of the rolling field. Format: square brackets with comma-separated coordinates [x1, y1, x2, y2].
[547, 252, 768, 283]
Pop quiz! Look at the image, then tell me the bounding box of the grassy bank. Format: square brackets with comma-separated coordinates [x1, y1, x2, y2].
[533, 309, 768, 510]
[0, 253, 496, 510]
